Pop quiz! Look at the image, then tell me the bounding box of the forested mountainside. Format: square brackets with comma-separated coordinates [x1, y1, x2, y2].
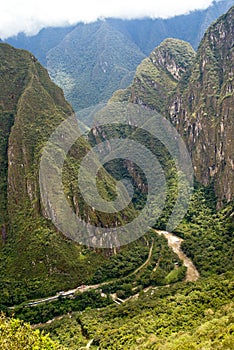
[0, 42, 194, 308]
[0, 43, 136, 302]
[112, 5, 234, 209]
[110, 38, 196, 114]
[0, 43, 92, 299]
[39, 273, 234, 349]
[4, 0, 234, 110]
[46, 22, 145, 111]
[0, 5, 233, 350]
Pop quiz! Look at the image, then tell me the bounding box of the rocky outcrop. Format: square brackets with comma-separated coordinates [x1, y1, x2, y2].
[111, 7, 234, 208]
[169, 6, 234, 207]
[0, 44, 131, 296]
[149, 38, 195, 81]
[110, 38, 195, 113]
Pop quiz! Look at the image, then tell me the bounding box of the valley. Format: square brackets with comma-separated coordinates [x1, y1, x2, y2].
[9, 229, 198, 310]
[156, 231, 200, 282]
[0, 2, 233, 349]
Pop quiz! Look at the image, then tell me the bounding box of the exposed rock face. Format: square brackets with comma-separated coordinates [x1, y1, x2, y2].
[0, 44, 83, 293]
[0, 43, 131, 295]
[111, 7, 234, 208]
[150, 39, 195, 82]
[110, 38, 195, 113]
[169, 6, 234, 207]
[0, 44, 67, 226]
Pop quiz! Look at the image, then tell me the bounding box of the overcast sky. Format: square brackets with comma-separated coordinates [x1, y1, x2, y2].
[0, 0, 217, 39]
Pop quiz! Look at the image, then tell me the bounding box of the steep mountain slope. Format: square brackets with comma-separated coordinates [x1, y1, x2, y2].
[110, 38, 195, 113]
[0, 43, 184, 308]
[0, 43, 94, 301]
[1, 8, 233, 348]
[46, 21, 145, 111]
[169, 5, 234, 208]
[0, 43, 135, 303]
[110, 0, 234, 54]
[4, 26, 75, 66]
[4, 0, 233, 111]
[0, 43, 72, 229]
[112, 6, 234, 209]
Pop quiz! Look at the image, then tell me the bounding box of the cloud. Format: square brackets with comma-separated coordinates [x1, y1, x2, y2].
[0, 0, 215, 39]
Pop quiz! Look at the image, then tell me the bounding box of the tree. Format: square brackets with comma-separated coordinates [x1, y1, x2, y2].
[0, 313, 62, 350]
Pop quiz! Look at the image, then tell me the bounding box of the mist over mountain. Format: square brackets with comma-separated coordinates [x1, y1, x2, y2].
[0, 3, 233, 350]
[111, 6, 234, 209]
[5, 0, 234, 110]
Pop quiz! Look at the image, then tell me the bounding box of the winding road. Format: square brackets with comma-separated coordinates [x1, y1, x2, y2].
[12, 231, 198, 309]
[17, 239, 154, 308]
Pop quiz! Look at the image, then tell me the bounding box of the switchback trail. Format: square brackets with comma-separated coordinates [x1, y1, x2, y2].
[11, 232, 198, 310]
[30, 231, 199, 328]
[12, 238, 154, 308]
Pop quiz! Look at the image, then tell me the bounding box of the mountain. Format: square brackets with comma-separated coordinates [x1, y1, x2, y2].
[169, 5, 234, 208]
[98, 6, 234, 279]
[4, 0, 234, 111]
[37, 10, 234, 346]
[46, 21, 145, 111]
[3, 26, 75, 66]
[0, 43, 184, 308]
[0, 43, 135, 304]
[110, 38, 195, 113]
[109, 0, 234, 54]
[0, 43, 91, 301]
[112, 6, 234, 209]
[0, 6, 234, 350]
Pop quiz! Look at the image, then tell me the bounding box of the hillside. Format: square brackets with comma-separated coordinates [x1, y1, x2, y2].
[112, 6, 234, 209]
[169, 5, 234, 208]
[0, 43, 95, 301]
[40, 273, 234, 349]
[110, 38, 195, 113]
[46, 21, 145, 111]
[4, 0, 234, 111]
[0, 5, 233, 350]
[0, 42, 194, 311]
[0, 43, 136, 303]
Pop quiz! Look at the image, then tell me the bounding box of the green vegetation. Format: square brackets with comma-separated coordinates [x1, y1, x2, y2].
[0, 43, 98, 302]
[151, 38, 195, 73]
[6, 0, 233, 112]
[3, 230, 185, 323]
[180, 192, 234, 276]
[110, 38, 195, 114]
[0, 314, 61, 350]
[39, 273, 234, 349]
[47, 21, 145, 111]
[0, 6, 233, 350]
[9, 290, 113, 325]
[0, 43, 134, 304]
[168, 6, 234, 207]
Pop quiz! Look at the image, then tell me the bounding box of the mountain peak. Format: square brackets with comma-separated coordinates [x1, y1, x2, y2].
[150, 38, 195, 81]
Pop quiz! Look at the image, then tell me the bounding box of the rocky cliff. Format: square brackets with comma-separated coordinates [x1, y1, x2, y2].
[169, 6, 234, 207]
[111, 6, 234, 208]
[0, 44, 132, 301]
[110, 38, 195, 113]
[0, 44, 71, 227]
[0, 44, 90, 298]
